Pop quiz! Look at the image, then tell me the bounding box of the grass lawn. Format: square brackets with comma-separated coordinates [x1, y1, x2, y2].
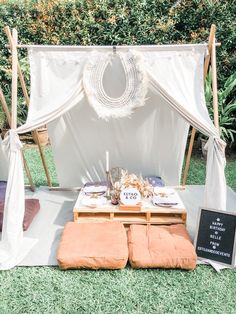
[0, 146, 236, 314]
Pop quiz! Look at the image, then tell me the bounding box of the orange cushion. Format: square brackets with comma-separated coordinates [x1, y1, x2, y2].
[57, 221, 128, 270]
[128, 224, 197, 270]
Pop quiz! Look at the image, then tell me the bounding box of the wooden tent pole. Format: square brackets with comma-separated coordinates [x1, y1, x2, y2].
[182, 127, 196, 186]
[22, 153, 35, 191]
[0, 87, 11, 128]
[33, 129, 52, 186]
[211, 31, 220, 131]
[3, 31, 36, 192]
[0, 87, 11, 125]
[0, 86, 35, 191]
[204, 24, 216, 79]
[11, 29, 18, 129]
[182, 24, 216, 187]
[4, 27, 30, 104]
[4, 26, 52, 187]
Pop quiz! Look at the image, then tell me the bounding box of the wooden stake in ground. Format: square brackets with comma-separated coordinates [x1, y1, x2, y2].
[182, 24, 218, 187]
[4, 26, 52, 187]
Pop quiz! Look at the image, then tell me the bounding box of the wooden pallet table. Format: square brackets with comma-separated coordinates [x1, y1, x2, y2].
[73, 188, 187, 226]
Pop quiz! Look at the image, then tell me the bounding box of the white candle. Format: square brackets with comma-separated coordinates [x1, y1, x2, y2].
[106, 151, 109, 172]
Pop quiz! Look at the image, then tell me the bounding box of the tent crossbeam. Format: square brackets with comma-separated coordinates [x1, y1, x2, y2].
[5, 42, 221, 50]
[4, 26, 52, 188]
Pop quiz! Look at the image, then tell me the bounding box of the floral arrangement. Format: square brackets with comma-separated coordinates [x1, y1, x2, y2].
[112, 170, 153, 199]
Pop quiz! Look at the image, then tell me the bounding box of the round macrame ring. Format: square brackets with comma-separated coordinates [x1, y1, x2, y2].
[83, 50, 147, 120]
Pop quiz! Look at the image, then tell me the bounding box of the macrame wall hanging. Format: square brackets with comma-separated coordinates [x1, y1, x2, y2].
[83, 50, 147, 120]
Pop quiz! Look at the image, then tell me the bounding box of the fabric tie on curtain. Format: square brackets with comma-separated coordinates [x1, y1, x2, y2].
[2, 129, 23, 154]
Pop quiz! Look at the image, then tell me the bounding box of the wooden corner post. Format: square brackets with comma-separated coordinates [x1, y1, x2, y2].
[0, 87, 11, 126]
[11, 28, 17, 129]
[210, 26, 220, 132]
[4, 26, 52, 187]
[182, 24, 217, 187]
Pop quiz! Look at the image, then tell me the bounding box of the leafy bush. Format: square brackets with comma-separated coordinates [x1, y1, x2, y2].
[0, 0, 235, 128]
[205, 71, 236, 145]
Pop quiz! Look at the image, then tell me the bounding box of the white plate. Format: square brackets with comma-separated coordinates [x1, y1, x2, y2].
[153, 187, 175, 196]
[154, 203, 174, 208]
[152, 194, 178, 207]
[83, 185, 107, 194]
[81, 196, 106, 207]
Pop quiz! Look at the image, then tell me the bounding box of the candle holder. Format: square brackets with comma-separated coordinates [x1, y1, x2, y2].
[106, 170, 111, 199]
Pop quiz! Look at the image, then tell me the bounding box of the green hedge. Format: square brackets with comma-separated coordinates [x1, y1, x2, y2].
[0, 0, 235, 126]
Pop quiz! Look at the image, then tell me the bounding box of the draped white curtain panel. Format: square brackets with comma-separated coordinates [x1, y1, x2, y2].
[0, 137, 8, 181]
[0, 45, 226, 269]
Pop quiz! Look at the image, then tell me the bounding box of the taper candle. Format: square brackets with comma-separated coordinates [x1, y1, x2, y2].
[106, 151, 109, 172]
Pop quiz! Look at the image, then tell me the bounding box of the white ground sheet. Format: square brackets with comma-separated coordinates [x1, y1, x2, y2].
[11, 185, 235, 267]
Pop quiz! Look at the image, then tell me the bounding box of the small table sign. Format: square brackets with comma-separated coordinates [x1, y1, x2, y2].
[119, 187, 141, 210]
[195, 207, 236, 267]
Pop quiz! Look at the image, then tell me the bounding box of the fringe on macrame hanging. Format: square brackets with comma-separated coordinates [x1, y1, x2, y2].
[83, 50, 148, 120]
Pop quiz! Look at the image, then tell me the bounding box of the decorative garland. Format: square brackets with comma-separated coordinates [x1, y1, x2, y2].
[83, 50, 147, 120]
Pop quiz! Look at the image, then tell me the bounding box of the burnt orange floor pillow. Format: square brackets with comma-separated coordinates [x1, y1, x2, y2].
[128, 224, 197, 270]
[57, 221, 128, 270]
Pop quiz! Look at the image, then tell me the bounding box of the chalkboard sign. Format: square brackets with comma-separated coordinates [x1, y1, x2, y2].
[195, 208, 236, 266]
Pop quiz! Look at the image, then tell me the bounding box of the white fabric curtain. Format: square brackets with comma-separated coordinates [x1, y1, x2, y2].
[0, 132, 24, 269]
[0, 137, 8, 180]
[0, 45, 226, 270]
[18, 49, 87, 133]
[48, 91, 189, 187]
[146, 51, 226, 210]
[0, 132, 38, 270]
[19, 47, 190, 186]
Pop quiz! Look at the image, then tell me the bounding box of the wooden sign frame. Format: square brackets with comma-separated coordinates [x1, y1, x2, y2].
[194, 207, 236, 267]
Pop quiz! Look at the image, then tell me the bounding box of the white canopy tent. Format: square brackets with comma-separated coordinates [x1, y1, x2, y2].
[0, 26, 226, 270]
